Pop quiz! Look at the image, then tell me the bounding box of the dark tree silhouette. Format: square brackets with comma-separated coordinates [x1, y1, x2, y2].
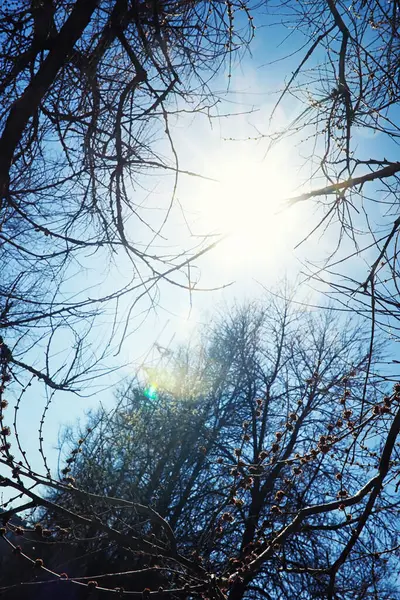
[3, 3, 400, 599]
[1, 296, 399, 599]
[0, 0, 254, 388]
[263, 0, 400, 355]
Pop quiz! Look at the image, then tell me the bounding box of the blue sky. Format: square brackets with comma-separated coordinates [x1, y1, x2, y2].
[4, 3, 400, 489]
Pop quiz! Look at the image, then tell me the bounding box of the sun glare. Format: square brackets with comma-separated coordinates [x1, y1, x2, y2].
[194, 148, 300, 268]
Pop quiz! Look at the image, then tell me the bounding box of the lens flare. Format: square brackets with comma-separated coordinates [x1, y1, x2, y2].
[143, 383, 158, 401]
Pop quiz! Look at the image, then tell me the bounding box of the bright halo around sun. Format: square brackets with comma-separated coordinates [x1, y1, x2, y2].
[193, 144, 300, 269]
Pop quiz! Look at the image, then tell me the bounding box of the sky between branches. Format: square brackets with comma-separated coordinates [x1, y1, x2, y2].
[6, 2, 400, 481]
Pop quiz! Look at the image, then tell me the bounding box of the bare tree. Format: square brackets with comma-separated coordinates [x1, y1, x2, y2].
[261, 0, 400, 357]
[0, 0, 255, 388]
[1, 295, 399, 599]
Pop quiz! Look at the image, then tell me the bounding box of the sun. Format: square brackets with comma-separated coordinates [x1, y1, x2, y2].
[191, 144, 300, 269]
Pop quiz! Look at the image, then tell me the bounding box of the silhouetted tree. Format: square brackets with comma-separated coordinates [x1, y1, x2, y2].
[0, 295, 396, 599]
[265, 0, 400, 355]
[0, 0, 255, 388]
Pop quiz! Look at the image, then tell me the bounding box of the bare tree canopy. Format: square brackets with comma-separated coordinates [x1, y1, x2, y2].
[263, 0, 400, 343]
[1, 298, 399, 599]
[0, 0, 254, 388]
[2, 2, 400, 599]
